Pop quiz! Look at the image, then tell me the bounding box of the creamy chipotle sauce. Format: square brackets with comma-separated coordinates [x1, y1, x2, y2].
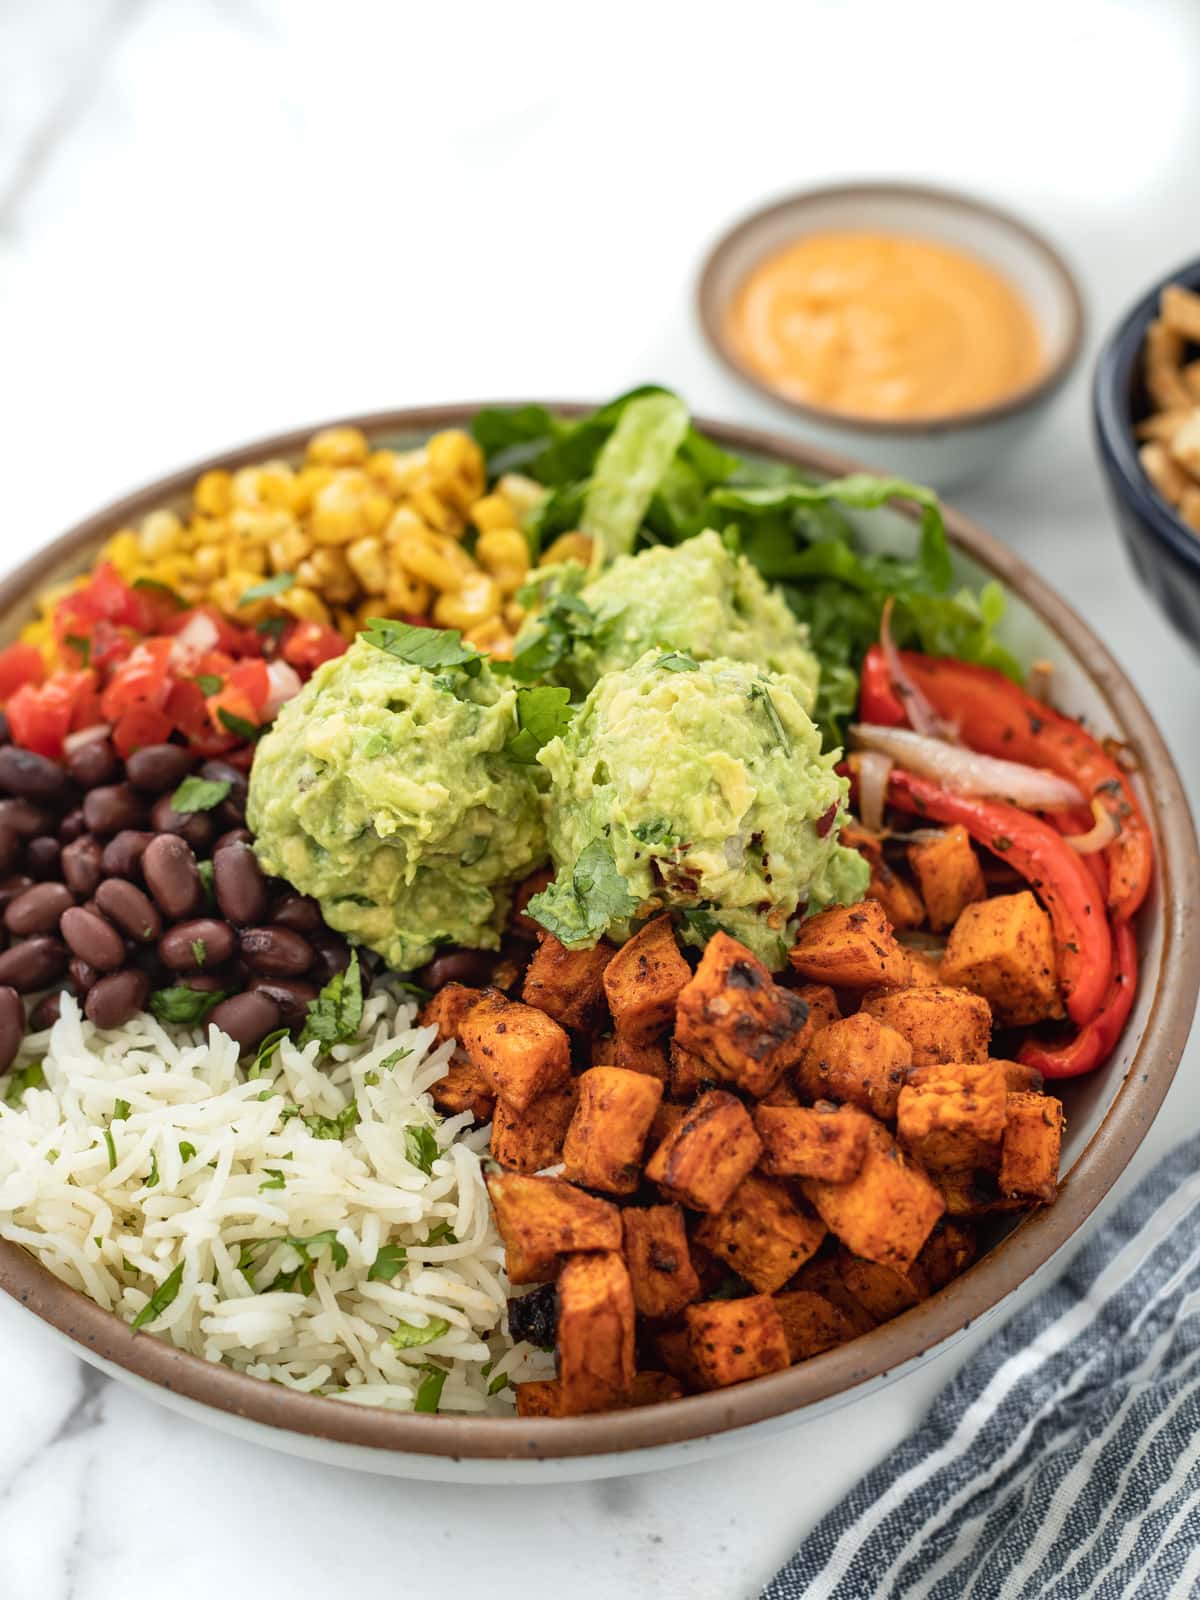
[725, 230, 1044, 420]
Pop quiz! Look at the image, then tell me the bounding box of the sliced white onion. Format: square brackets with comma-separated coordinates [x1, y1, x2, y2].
[878, 597, 958, 741]
[170, 611, 220, 666]
[263, 659, 302, 719]
[851, 723, 1086, 810]
[856, 751, 894, 833]
[63, 723, 112, 754]
[1065, 798, 1121, 854]
[1026, 658, 1055, 703]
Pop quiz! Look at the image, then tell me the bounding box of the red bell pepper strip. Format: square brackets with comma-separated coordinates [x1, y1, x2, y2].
[858, 644, 907, 725]
[896, 652, 1153, 923]
[886, 767, 1112, 1027]
[1019, 919, 1138, 1079]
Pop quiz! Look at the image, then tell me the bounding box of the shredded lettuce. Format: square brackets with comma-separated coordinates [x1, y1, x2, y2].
[580, 392, 689, 560]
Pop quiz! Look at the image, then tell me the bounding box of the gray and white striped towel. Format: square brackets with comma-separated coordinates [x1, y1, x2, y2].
[764, 1135, 1200, 1600]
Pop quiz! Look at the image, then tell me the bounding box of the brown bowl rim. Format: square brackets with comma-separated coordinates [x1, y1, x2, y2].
[696, 180, 1087, 437]
[0, 402, 1195, 1464]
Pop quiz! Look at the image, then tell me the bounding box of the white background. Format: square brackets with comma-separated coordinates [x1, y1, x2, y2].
[1, 2, 1199, 1596]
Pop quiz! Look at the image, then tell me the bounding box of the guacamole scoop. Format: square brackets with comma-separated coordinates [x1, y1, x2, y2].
[532, 650, 867, 968]
[247, 637, 546, 971]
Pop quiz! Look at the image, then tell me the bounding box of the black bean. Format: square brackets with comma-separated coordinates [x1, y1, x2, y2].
[69, 957, 98, 995]
[208, 992, 282, 1052]
[30, 992, 62, 1031]
[309, 931, 352, 988]
[159, 918, 235, 972]
[25, 836, 61, 879]
[5, 882, 75, 937]
[141, 834, 201, 919]
[248, 976, 317, 1027]
[0, 937, 67, 993]
[199, 760, 247, 804]
[65, 737, 119, 789]
[0, 746, 69, 803]
[0, 712, 10, 746]
[0, 985, 22, 1069]
[0, 824, 19, 875]
[213, 828, 252, 853]
[0, 798, 51, 838]
[83, 784, 144, 837]
[125, 743, 193, 793]
[94, 879, 162, 943]
[149, 792, 214, 850]
[58, 808, 87, 844]
[418, 948, 495, 991]
[270, 891, 323, 934]
[85, 968, 151, 1030]
[213, 842, 268, 925]
[62, 836, 104, 897]
[179, 972, 227, 993]
[214, 798, 246, 832]
[238, 925, 314, 977]
[0, 875, 34, 911]
[60, 906, 126, 971]
[101, 830, 155, 880]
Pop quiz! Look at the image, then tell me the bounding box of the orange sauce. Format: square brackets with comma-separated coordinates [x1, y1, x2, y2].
[725, 230, 1044, 420]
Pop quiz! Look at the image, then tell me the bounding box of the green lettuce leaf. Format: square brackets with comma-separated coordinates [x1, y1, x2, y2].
[580, 393, 690, 559]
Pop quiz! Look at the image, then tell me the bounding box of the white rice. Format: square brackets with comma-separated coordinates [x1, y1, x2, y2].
[0, 988, 552, 1412]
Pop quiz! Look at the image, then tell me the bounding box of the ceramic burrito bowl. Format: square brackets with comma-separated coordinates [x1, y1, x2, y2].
[0, 405, 1196, 1485]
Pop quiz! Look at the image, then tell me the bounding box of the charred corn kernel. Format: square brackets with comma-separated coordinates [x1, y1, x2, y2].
[307, 425, 369, 467]
[408, 480, 465, 540]
[475, 527, 530, 595]
[277, 586, 331, 626]
[297, 547, 356, 605]
[104, 530, 143, 580]
[257, 461, 296, 509]
[383, 505, 429, 547]
[432, 572, 502, 631]
[194, 469, 234, 517]
[503, 599, 526, 631]
[471, 493, 516, 533]
[462, 615, 509, 652]
[346, 536, 388, 595]
[237, 545, 269, 577]
[231, 467, 267, 508]
[395, 527, 475, 592]
[268, 526, 311, 573]
[362, 488, 394, 536]
[139, 509, 184, 557]
[366, 447, 427, 497]
[383, 571, 432, 616]
[542, 531, 595, 567]
[488, 633, 516, 662]
[334, 607, 359, 641]
[193, 546, 227, 582]
[214, 569, 272, 620]
[292, 464, 335, 516]
[427, 429, 486, 514]
[310, 474, 370, 545]
[228, 506, 294, 547]
[497, 472, 546, 521]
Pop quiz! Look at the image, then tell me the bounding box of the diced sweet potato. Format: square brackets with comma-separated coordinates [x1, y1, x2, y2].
[668, 1040, 716, 1101]
[755, 1102, 873, 1182]
[517, 1370, 684, 1415]
[867, 859, 925, 930]
[695, 1173, 827, 1294]
[419, 981, 485, 1044]
[654, 1324, 710, 1392]
[902, 949, 942, 987]
[556, 1251, 636, 1414]
[648, 1100, 687, 1147]
[773, 1289, 858, 1361]
[936, 1170, 1025, 1218]
[675, 932, 810, 1097]
[685, 1294, 790, 1388]
[515, 1378, 562, 1417]
[510, 865, 554, 939]
[999, 1091, 1064, 1204]
[759, 1076, 802, 1107]
[489, 1080, 578, 1174]
[504, 1241, 562, 1287]
[793, 1256, 877, 1336]
[522, 933, 615, 1033]
[602, 915, 692, 1045]
[908, 826, 986, 932]
[591, 1036, 618, 1067]
[839, 1251, 930, 1321]
[941, 892, 1063, 1026]
[614, 1034, 670, 1083]
[561, 1066, 663, 1195]
[861, 985, 992, 1068]
[430, 1058, 495, 1122]
[461, 991, 570, 1112]
[896, 1058, 1008, 1174]
[918, 1219, 978, 1290]
[801, 1119, 945, 1271]
[628, 1371, 685, 1406]
[621, 1203, 702, 1318]
[796, 1012, 913, 1120]
[644, 1089, 763, 1214]
[788, 900, 911, 990]
[998, 1059, 1045, 1095]
[486, 1171, 622, 1274]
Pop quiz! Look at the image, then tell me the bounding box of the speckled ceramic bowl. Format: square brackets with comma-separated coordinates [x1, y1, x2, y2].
[0, 406, 1196, 1483]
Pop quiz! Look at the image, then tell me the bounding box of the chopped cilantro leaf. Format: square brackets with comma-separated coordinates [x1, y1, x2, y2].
[112, 1098, 131, 1121]
[368, 1243, 408, 1282]
[3, 1062, 44, 1104]
[217, 708, 262, 742]
[145, 1150, 159, 1188]
[103, 1127, 117, 1170]
[526, 836, 639, 947]
[132, 577, 185, 608]
[65, 634, 90, 665]
[654, 650, 699, 672]
[259, 1168, 287, 1191]
[361, 619, 483, 676]
[748, 681, 792, 755]
[171, 776, 231, 814]
[505, 685, 574, 763]
[194, 673, 223, 695]
[390, 1315, 451, 1350]
[190, 938, 208, 968]
[298, 952, 363, 1050]
[247, 1027, 289, 1080]
[239, 572, 295, 605]
[414, 1363, 448, 1412]
[631, 817, 679, 848]
[130, 1261, 185, 1330]
[404, 1125, 440, 1174]
[178, 1141, 197, 1162]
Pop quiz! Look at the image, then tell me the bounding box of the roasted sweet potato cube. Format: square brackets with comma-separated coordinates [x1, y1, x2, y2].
[685, 1294, 790, 1388]
[419, 981, 485, 1044]
[561, 1067, 663, 1195]
[556, 1251, 636, 1414]
[936, 1170, 1026, 1219]
[839, 1251, 930, 1321]
[773, 1289, 858, 1361]
[793, 1256, 877, 1336]
[522, 933, 615, 1034]
[918, 1219, 978, 1290]
[510, 865, 554, 939]
[908, 826, 986, 932]
[902, 949, 942, 987]
[515, 1370, 680, 1413]
[801, 1120, 945, 1271]
[591, 1036, 618, 1067]
[795, 1012, 913, 1120]
[614, 1033, 670, 1083]
[941, 893, 1063, 1026]
[644, 1090, 763, 1214]
[675, 932, 810, 1097]
[758, 1075, 803, 1108]
[999, 1091, 1064, 1204]
[489, 1080, 578, 1174]
[999, 1059, 1045, 1095]
[621, 1203, 702, 1318]
[695, 1173, 827, 1293]
[867, 859, 925, 930]
[788, 900, 911, 990]
[602, 915, 692, 1044]
[897, 1058, 1008, 1173]
[654, 1324, 710, 1392]
[648, 1100, 687, 1147]
[461, 991, 570, 1112]
[515, 1378, 562, 1417]
[755, 1102, 873, 1182]
[430, 1058, 495, 1122]
[668, 1040, 716, 1101]
[485, 1171, 622, 1275]
[504, 1241, 561, 1286]
[862, 985, 992, 1068]
[628, 1371, 685, 1406]
[767, 983, 842, 1078]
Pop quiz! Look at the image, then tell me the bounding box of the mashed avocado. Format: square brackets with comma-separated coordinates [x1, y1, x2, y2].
[532, 650, 867, 968]
[247, 637, 546, 971]
[546, 530, 819, 709]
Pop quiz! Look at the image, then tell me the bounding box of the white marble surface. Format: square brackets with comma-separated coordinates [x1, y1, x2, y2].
[2, 0, 1200, 1595]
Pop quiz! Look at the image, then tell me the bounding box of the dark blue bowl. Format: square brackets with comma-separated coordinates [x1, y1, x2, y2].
[1093, 258, 1200, 651]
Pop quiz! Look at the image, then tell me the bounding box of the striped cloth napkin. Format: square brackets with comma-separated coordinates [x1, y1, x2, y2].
[763, 1135, 1200, 1600]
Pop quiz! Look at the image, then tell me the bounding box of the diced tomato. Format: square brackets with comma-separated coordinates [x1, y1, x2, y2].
[99, 637, 175, 720]
[7, 672, 97, 759]
[189, 605, 262, 658]
[281, 621, 347, 671]
[0, 642, 46, 701]
[227, 658, 270, 716]
[206, 684, 260, 737]
[112, 703, 174, 758]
